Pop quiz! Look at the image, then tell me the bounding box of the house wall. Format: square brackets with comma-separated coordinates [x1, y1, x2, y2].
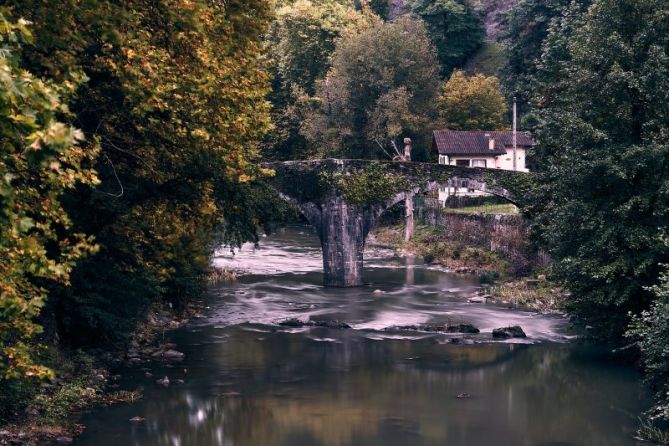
[437, 186, 490, 203]
[438, 148, 529, 172]
[495, 147, 528, 172]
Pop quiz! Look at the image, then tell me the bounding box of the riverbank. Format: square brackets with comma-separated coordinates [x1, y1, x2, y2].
[0, 301, 203, 446]
[0, 353, 139, 446]
[371, 223, 567, 313]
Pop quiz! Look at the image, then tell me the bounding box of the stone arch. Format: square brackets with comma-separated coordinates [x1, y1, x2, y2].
[373, 176, 516, 225]
[263, 159, 531, 287]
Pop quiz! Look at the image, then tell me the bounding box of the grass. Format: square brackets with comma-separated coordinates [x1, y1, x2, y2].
[636, 418, 669, 445]
[0, 349, 142, 445]
[372, 225, 512, 276]
[486, 279, 567, 313]
[443, 203, 519, 215]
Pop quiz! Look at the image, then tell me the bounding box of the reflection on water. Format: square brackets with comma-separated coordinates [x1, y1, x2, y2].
[75, 226, 648, 446]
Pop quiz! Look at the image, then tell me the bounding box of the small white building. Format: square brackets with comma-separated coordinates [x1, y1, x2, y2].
[432, 130, 534, 204]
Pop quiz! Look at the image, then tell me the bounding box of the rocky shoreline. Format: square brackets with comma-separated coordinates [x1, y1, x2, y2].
[0, 301, 204, 446]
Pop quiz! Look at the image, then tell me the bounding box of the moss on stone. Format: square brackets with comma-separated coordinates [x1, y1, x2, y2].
[319, 163, 413, 206]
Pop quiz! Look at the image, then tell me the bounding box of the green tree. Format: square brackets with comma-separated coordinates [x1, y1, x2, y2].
[301, 16, 441, 159]
[500, 0, 592, 109]
[407, 0, 485, 76]
[7, 0, 274, 346]
[271, 0, 371, 95]
[532, 0, 669, 336]
[367, 0, 390, 19]
[0, 12, 98, 379]
[265, 0, 374, 160]
[438, 70, 507, 130]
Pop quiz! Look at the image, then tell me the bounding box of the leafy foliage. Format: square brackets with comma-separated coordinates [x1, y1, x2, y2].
[438, 70, 508, 130]
[407, 0, 485, 76]
[6, 0, 274, 348]
[628, 264, 669, 424]
[0, 12, 98, 379]
[500, 0, 592, 109]
[265, 0, 374, 160]
[531, 0, 669, 335]
[367, 0, 391, 19]
[300, 16, 441, 159]
[320, 164, 411, 205]
[271, 0, 371, 95]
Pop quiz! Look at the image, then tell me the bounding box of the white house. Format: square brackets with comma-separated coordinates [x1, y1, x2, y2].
[432, 130, 534, 204]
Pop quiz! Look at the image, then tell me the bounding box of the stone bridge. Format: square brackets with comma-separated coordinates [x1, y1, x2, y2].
[264, 159, 533, 287]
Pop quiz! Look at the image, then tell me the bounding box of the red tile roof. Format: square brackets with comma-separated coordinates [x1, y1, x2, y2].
[432, 130, 535, 156]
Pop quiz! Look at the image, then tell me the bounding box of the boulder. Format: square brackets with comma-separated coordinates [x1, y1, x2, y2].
[467, 296, 487, 304]
[278, 318, 306, 327]
[393, 323, 480, 334]
[313, 320, 351, 329]
[162, 349, 185, 361]
[445, 324, 480, 334]
[392, 324, 420, 331]
[278, 318, 351, 329]
[492, 326, 527, 339]
[419, 324, 448, 332]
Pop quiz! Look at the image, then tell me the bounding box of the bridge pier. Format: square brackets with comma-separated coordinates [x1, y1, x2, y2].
[318, 196, 370, 287]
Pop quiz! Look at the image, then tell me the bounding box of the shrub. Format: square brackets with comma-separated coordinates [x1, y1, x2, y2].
[628, 267, 669, 425]
[479, 271, 500, 284]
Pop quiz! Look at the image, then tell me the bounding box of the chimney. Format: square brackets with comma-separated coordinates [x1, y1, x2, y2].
[403, 137, 412, 161]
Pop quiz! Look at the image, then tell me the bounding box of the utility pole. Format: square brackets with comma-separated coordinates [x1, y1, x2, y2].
[513, 96, 518, 172]
[403, 138, 414, 242]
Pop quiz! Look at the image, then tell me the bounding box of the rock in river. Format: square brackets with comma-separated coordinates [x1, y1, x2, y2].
[467, 296, 487, 304]
[162, 349, 185, 361]
[392, 323, 480, 334]
[278, 318, 351, 329]
[278, 318, 307, 327]
[445, 324, 480, 334]
[313, 320, 351, 329]
[492, 326, 527, 339]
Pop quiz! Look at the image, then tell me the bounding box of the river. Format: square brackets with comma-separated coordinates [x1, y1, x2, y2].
[74, 225, 649, 446]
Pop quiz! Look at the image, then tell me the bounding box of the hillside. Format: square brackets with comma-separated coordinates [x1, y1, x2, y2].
[388, 0, 518, 39]
[469, 0, 519, 40]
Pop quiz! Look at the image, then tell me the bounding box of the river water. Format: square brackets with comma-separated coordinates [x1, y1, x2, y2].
[75, 226, 649, 446]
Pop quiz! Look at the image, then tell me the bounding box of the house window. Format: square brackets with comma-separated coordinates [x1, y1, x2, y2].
[438, 155, 448, 165]
[456, 159, 470, 167]
[472, 159, 487, 168]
